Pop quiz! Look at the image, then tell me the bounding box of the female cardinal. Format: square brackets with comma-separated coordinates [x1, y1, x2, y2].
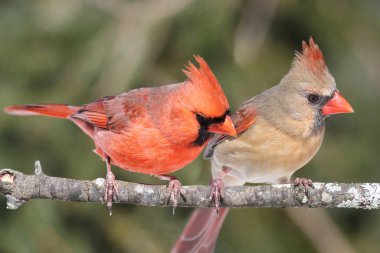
[4, 56, 236, 214]
[172, 38, 354, 253]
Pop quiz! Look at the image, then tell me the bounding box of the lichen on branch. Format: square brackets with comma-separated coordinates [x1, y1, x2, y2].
[1, 161, 380, 210]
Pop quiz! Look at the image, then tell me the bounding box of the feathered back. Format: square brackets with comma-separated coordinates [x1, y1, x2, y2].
[182, 56, 230, 117]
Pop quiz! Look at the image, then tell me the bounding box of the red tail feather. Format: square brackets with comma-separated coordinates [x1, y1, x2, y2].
[4, 104, 78, 119]
[171, 208, 229, 253]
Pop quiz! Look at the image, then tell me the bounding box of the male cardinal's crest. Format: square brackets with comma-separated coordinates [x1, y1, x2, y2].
[5, 56, 236, 214]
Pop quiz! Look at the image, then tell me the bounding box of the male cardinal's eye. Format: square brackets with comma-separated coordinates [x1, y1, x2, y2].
[307, 94, 320, 104]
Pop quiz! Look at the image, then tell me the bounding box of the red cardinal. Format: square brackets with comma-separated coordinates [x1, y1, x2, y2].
[4, 56, 236, 214]
[172, 38, 354, 252]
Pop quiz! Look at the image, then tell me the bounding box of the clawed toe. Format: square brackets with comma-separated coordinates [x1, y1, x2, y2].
[209, 178, 224, 215]
[167, 179, 186, 215]
[294, 177, 314, 195]
[104, 170, 118, 215]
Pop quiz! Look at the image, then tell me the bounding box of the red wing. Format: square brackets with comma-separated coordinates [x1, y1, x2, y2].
[203, 104, 256, 159]
[71, 98, 109, 129]
[103, 90, 148, 133]
[76, 110, 108, 129]
[71, 92, 147, 133]
[232, 105, 256, 133]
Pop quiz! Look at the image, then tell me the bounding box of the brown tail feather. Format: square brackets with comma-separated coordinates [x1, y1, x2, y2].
[4, 104, 78, 119]
[171, 208, 229, 253]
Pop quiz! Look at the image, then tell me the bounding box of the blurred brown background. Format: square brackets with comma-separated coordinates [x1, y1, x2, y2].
[1, 0, 379, 252]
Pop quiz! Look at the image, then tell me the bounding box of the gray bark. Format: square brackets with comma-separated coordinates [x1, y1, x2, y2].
[1, 161, 379, 210]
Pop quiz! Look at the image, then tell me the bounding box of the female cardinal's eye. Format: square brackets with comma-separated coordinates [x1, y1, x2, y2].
[307, 94, 320, 104]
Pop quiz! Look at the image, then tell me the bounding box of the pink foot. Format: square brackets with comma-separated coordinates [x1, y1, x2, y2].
[209, 178, 224, 215]
[294, 177, 314, 195]
[167, 179, 186, 215]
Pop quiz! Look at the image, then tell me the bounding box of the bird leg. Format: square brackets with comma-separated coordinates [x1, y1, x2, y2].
[209, 177, 224, 216]
[294, 177, 314, 195]
[209, 166, 230, 215]
[157, 175, 186, 215]
[104, 156, 118, 215]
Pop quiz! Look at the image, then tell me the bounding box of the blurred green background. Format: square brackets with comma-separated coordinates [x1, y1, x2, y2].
[1, 0, 379, 252]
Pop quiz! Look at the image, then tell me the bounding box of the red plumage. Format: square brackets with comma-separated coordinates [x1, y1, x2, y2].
[172, 208, 229, 253]
[4, 104, 78, 118]
[5, 56, 236, 211]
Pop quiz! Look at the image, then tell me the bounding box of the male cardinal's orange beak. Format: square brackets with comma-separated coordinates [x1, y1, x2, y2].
[208, 115, 237, 137]
[322, 91, 354, 115]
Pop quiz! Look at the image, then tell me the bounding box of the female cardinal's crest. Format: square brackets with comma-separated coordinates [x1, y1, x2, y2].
[295, 37, 328, 75]
[302, 37, 325, 63]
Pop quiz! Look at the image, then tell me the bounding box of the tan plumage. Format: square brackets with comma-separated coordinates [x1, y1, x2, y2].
[211, 114, 324, 185]
[172, 38, 354, 253]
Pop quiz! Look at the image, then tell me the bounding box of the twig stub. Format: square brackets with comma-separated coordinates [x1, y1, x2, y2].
[1, 162, 380, 211]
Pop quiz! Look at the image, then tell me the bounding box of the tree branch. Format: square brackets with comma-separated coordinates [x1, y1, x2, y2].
[1, 161, 379, 210]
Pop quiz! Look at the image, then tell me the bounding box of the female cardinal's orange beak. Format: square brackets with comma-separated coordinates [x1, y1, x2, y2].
[208, 115, 237, 137]
[322, 91, 354, 115]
